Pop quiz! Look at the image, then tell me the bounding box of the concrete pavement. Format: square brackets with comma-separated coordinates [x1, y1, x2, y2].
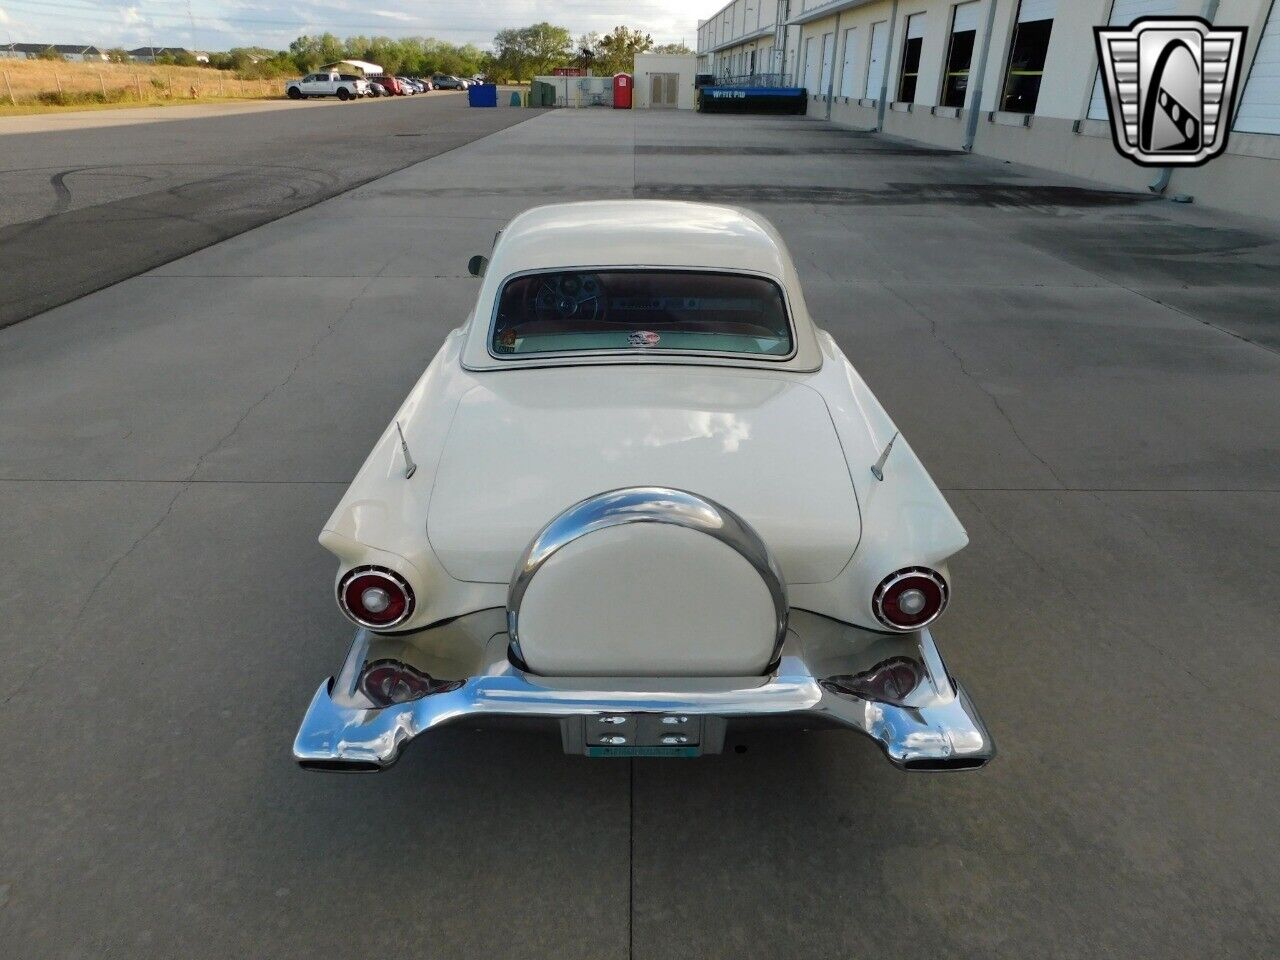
[1, 108, 1277, 959]
[0, 93, 538, 328]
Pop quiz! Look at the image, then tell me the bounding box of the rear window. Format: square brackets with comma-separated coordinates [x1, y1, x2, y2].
[491, 270, 793, 358]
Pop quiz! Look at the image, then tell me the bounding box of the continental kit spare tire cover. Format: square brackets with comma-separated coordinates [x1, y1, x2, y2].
[507, 488, 788, 677]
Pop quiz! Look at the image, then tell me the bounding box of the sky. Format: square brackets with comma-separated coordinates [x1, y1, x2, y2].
[0, 1, 727, 53]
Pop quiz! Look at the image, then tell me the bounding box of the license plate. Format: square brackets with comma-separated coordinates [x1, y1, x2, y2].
[585, 744, 701, 758]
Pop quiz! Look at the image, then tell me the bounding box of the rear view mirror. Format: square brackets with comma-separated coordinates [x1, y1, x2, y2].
[468, 255, 488, 278]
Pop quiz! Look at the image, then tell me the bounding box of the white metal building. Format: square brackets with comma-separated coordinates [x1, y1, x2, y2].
[634, 53, 699, 109]
[697, 1, 1280, 220]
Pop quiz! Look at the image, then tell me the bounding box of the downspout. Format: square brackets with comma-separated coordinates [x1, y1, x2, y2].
[796, 19, 805, 94]
[963, 0, 1001, 151]
[1153, 0, 1221, 194]
[876, 0, 901, 132]
[778, 1, 790, 83]
[826, 10, 844, 119]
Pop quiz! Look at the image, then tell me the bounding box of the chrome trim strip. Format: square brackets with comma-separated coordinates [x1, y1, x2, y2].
[331, 627, 375, 708]
[506, 487, 789, 666]
[917, 627, 954, 701]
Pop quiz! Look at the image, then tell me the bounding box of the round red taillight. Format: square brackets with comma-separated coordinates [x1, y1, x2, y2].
[338, 567, 414, 629]
[872, 567, 948, 631]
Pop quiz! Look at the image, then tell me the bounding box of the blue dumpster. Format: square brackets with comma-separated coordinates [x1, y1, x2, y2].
[468, 83, 498, 108]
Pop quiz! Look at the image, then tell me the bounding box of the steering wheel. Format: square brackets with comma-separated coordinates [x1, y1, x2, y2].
[531, 273, 603, 323]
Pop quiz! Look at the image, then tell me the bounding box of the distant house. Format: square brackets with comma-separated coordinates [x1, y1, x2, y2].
[0, 43, 106, 61]
[128, 46, 202, 63]
[57, 45, 106, 62]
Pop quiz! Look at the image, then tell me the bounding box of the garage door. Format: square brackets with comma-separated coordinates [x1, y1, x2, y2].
[1017, 0, 1058, 23]
[952, 1, 982, 34]
[1236, 1, 1280, 134]
[839, 27, 862, 98]
[803, 36, 819, 92]
[1088, 1, 1179, 120]
[820, 32, 836, 95]
[866, 21, 889, 100]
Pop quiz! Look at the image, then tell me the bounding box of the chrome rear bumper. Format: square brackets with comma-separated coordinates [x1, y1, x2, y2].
[292, 609, 995, 772]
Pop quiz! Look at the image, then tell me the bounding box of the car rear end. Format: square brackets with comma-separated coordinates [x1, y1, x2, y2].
[294, 202, 995, 774]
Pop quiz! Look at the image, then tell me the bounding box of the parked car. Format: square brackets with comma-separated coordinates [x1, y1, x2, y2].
[413, 77, 435, 91]
[431, 73, 468, 90]
[372, 74, 405, 96]
[365, 79, 388, 97]
[339, 74, 377, 97]
[285, 71, 368, 100]
[293, 200, 996, 773]
[397, 76, 424, 94]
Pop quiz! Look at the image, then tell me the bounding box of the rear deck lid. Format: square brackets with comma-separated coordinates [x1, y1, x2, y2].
[427, 368, 860, 584]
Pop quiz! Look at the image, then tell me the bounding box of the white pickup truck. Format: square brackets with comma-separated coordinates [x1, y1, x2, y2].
[285, 72, 368, 101]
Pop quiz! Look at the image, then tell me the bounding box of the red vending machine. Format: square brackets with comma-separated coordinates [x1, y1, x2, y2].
[613, 73, 633, 109]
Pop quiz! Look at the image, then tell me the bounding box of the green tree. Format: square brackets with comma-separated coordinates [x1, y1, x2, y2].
[492, 22, 573, 80]
[289, 33, 343, 71]
[652, 42, 694, 56]
[595, 26, 653, 76]
[105, 48, 130, 63]
[36, 46, 65, 61]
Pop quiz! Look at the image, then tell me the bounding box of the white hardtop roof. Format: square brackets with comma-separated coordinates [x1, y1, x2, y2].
[489, 201, 793, 277]
[460, 201, 822, 372]
[320, 59, 382, 74]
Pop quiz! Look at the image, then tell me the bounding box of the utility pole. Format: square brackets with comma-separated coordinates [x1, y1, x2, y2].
[187, 0, 198, 55]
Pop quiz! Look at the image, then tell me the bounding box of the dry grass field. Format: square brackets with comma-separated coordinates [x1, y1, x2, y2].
[0, 58, 279, 112]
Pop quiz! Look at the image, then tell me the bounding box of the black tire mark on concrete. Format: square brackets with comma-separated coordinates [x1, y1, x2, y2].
[0, 108, 543, 329]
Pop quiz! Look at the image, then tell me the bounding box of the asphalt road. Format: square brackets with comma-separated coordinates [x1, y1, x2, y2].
[0, 93, 537, 327]
[1, 107, 1278, 958]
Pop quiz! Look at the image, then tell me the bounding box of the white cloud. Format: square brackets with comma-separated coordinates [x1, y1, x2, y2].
[0, 1, 723, 51]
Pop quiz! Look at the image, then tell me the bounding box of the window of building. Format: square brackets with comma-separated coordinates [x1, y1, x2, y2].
[898, 13, 926, 102]
[941, 2, 981, 108]
[1001, 0, 1056, 113]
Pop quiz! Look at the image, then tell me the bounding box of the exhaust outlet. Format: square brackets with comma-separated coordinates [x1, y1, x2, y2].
[297, 758, 384, 773]
[901, 755, 989, 772]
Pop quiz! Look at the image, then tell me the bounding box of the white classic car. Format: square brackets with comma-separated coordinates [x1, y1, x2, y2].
[293, 201, 995, 770]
